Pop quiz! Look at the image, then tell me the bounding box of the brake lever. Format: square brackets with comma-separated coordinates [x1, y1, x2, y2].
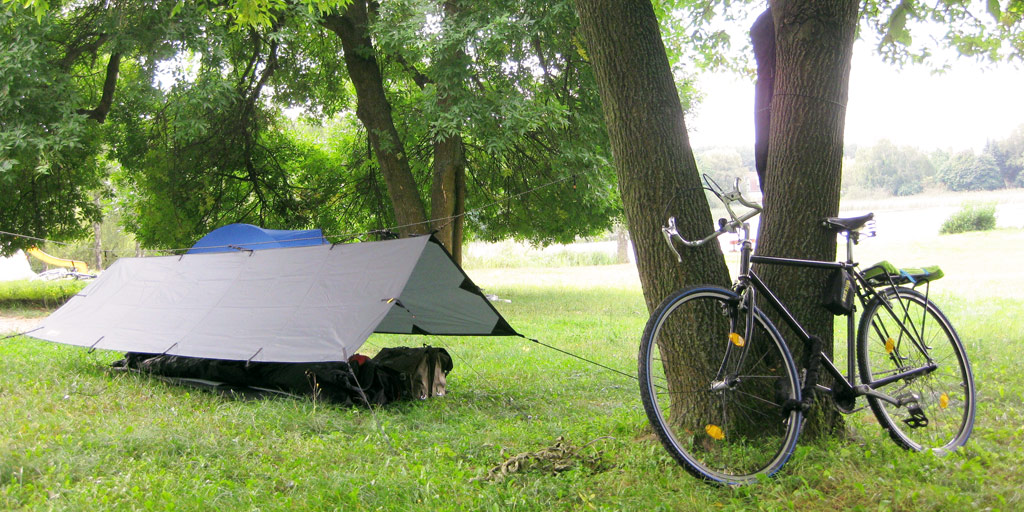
[662, 217, 684, 263]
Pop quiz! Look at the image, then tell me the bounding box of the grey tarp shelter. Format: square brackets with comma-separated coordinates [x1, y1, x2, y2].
[31, 236, 517, 362]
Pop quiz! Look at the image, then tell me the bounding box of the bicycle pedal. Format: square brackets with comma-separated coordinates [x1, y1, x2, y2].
[902, 403, 929, 429]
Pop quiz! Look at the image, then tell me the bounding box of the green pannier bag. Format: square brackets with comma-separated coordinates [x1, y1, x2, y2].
[863, 260, 944, 287]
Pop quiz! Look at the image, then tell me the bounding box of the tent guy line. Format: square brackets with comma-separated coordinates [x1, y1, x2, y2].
[0, 229, 77, 247]
[522, 335, 638, 382]
[2, 326, 42, 342]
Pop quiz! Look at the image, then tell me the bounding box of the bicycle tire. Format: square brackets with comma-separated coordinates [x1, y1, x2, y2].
[857, 286, 975, 453]
[638, 286, 803, 484]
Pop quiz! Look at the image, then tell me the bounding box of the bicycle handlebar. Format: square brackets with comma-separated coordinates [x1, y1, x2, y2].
[661, 177, 762, 262]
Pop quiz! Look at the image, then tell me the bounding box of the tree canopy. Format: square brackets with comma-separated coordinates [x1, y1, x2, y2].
[1, 0, 620, 258]
[3, 0, 1022, 261]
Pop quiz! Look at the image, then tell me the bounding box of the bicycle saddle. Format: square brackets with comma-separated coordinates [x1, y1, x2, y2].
[822, 213, 874, 232]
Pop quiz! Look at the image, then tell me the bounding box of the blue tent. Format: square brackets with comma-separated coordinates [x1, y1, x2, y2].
[187, 224, 327, 254]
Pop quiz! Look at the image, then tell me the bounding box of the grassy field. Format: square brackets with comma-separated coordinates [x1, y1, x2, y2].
[2, 228, 1022, 511]
[0, 279, 87, 316]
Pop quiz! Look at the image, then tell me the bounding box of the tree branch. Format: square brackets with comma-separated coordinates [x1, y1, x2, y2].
[77, 52, 121, 123]
[59, 33, 110, 70]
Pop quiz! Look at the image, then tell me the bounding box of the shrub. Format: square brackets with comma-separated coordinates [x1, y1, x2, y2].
[939, 202, 997, 235]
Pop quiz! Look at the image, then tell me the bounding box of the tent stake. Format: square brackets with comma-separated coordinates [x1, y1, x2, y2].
[87, 336, 104, 354]
[246, 347, 263, 367]
[342, 359, 398, 454]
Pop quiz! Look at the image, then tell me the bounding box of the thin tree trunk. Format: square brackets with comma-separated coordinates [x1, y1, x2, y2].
[429, 131, 466, 262]
[78, 52, 121, 123]
[322, 1, 429, 236]
[614, 222, 629, 264]
[426, 0, 469, 263]
[451, 160, 466, 264]
[92, 197, 103, 271]
[757, 0, 859, 438]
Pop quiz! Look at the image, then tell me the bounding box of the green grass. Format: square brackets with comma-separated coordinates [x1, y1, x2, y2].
[464, 240, 620, 269]
[0, 279, 89, 312]
[2, 230, 1023, 510]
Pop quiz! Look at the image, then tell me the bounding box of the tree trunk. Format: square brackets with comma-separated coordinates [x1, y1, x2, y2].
[751, 9, 775, 190]
[451, 159, 466, 264]
[757, 0, 859, 438]
[574, 0, 729, 309]
[614, 222, 629, 264]
[429, 131, 466, 263]
[77, 52, 121, 123]
[92, 197, 103, 271]
[323, 1, 429, 237]
[574, 0, 731, 428]
[427, 0, 469, 263]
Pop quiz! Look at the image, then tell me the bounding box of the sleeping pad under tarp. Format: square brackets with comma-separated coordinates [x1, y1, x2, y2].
[113, 347, 453, 405]
[113, 353, 400, 405]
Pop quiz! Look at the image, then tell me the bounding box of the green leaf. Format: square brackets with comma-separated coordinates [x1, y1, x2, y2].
[882, 1, 912, 47]
[986, 0, 1002, 21]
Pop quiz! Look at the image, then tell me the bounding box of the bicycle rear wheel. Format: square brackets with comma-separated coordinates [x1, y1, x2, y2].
[638, 286, 803, 485]
[858, 287, 975, 453]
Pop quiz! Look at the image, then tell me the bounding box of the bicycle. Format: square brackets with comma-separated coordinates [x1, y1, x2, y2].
[638, 177, 976, 485]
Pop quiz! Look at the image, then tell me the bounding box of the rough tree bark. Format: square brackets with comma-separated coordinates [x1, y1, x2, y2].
[756, 0, 860, 437]
[574, 0, 729, 310]
[574, 0, 731, 424]
[322, 1, 429, 237]
[429, 128, 466, 263]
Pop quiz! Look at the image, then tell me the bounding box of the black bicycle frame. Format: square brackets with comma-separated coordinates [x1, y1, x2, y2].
[738, 251, 936, 406]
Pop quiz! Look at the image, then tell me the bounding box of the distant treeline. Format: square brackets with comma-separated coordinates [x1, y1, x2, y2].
[694, 124, 1024, 196]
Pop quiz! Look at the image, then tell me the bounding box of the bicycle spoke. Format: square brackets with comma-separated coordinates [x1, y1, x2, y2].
[858, 287, 975, 454]
[639, 287, 802, 484]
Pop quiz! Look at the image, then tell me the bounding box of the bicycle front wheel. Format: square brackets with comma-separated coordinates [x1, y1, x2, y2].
[858, 286, 975, 453]
[638, 286, 803, 485]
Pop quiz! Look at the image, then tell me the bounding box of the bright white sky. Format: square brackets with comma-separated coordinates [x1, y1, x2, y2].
[686, 40, 1024, 152]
